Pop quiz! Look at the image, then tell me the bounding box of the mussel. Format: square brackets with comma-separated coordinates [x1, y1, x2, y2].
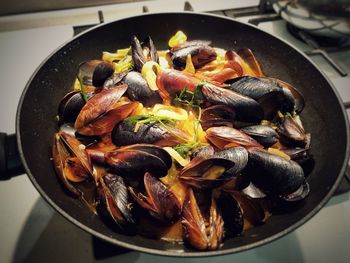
[179, 157, 236, 189]
[97, 173, 137, 232]
[201, 105, 236, 131]
[105, 144, 171, 178]
[246, 148, 305, 195]
[156, 69, 200, 102]
[112, 119, 188, 147]
[123, 71, 162, 106]
[240, 125, 279, 147]
[181, 188, 224, 250]
[201, 83, 264, 123]
[227, 76, 304, 119]
[78, 60, 115, 87]
[129, 172, 181, 223]
[52, 131, 93, 196]
[170, 40, 217, 69]
[131, 36, 159, 72]
[74, 85, 137, 136]
[58, 91, 85, 124]
[206, 126, 263, 150]
[277, 115, 309, 148]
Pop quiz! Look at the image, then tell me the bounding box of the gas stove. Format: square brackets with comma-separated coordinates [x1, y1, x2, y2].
[1, 1, 350, 262]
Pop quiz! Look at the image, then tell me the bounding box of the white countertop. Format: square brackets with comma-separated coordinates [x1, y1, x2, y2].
[1, 8, 350, 263]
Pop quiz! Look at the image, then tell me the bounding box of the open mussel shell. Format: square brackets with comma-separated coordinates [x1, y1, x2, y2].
[246, 148, 305, 195]
[201, 105, 236, 131]
[202, 83, 263, 123]
[112, 120, 187, 147]
[122, 144, 172, 169]
[74, 84, 128, 131]
[277, 115, 308, 148]
[103, 71, 128, 89]
[206, 126, 263, 150]
[123, 71, 162, 106]
[228, 76, 304, 119]
[240, 125, 279, 148]
[97, 173, 137, 233]
[179, 157, 236, 189]
[78, 60, 115, 87]
[181, 188, 224, 250]
[105, 148, 169, 178]
[217, 192, 244, 237]
[131, 35, 159, 72]
[129, 172, 181, 223]
[58, 91, 85, 124]
[213, 147, 249, 178]
[170, 40, 217, 69]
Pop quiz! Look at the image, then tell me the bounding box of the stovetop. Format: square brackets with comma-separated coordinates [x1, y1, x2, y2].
[1, 1, 350, 262]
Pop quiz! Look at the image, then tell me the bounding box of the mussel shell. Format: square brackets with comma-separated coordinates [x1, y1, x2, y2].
[143, 36, 159, 63]
[217, 192, 244, 237]
[58, 91, 85, 124]
[201, 83, 263, 123]
[279, 180, 310, 202]
[171, 43, 217, 69]
[179, 157, 236, 189]
[191, 145, 215, 159]
[277, 115, 307, 148]
[103, 71, 128, 89]
[228, 76, 296, 119]
[131, 36, 146, 72]
[92, 61, 115, 87]
[213, 147, 249, 177]
[129, 173, 181, 223]
[122, 144, 172, 169]
[105, 149, 169, 178]
[201, 105, 236, 130]
[97, 174, 137, 232]
[206, 126, 263, 150]
[112, 120, 185, 147]
[246, 148, 305, 195]
[240, 125, 279, 147]
[78, 60, 114, 87]
[123, 71, 162, 106]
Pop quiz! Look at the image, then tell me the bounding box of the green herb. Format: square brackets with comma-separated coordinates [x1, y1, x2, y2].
[125, 114, 175, 126]
[173, 84, 204, 114]
[78, 78, 89, 103]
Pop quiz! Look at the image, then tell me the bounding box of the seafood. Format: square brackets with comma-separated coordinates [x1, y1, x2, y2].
[51, 31, 312, 251]
[170, 40, 217, 69]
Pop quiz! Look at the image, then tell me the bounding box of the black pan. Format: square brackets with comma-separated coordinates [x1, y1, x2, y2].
[0, 12, 349, 257]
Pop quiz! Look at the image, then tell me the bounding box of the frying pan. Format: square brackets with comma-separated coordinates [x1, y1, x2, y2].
[0, 12, 349, 257]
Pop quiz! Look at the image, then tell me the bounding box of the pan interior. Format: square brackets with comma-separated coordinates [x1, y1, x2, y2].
[18, 13, 348, 256]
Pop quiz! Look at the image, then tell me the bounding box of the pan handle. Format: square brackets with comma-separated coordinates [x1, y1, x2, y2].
[0, 133, 25, 180]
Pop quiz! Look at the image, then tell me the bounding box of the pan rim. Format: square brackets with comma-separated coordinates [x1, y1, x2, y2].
[16, 11, 350, 257]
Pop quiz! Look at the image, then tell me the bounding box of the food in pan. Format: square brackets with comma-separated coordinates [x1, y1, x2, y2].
[52, 31, 313, 251]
